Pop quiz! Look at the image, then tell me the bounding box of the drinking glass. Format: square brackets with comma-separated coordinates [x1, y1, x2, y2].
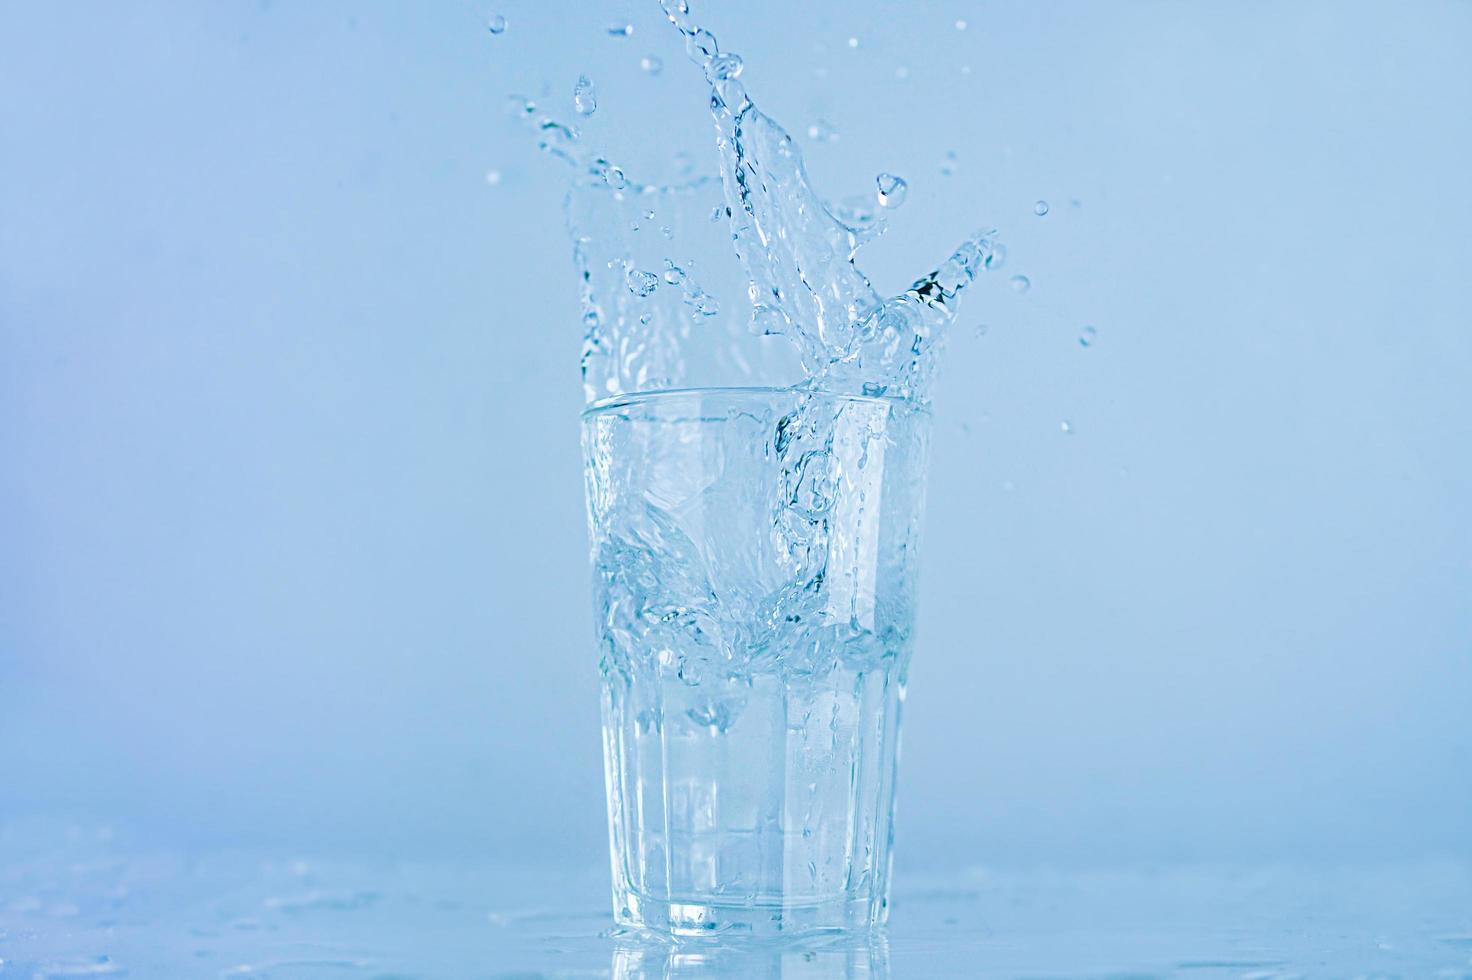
[582, 387, 930, 938]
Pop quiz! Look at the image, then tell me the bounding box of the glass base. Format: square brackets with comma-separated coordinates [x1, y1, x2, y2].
[614, 888, 888, 940]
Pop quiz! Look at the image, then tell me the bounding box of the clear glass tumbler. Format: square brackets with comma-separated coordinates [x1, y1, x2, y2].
[582, 387, 931, 938]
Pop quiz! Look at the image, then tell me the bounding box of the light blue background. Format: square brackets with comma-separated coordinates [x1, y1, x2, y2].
[2, 1, 1469, 870]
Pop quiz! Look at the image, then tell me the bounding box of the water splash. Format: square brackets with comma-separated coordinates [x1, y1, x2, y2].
[573, 74, 598, 116]
[531, 0, 1002, 403]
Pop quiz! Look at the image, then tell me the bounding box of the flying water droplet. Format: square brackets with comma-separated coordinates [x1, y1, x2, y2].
[1009, 274, 1030, 293]
[1034, 200, 1050, 216]
[709, 205, 724, 223]
[506, 94, 536, 120]
[487, 14, 507, 35]
[626, 269, 660, 297]
[662, 261, 686, 285]
[484, 169, 502, 186]
[954, 18, 968, 31]
[1060, 420, 1074, 435]
[875, 173, 908, 209]
[807, 119, 839, 143]
[982, 241, 1007, 269]
[847, 36, 860, 49]
[607, 23, 633, 38]
[573, 74, 598, 116]
[640, 54, 664, 75]
[1079, 325, 1097, 347]
[596, 159, 627, 190]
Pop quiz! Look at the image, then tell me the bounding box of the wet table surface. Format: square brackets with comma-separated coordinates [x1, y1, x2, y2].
[2, 828, 1470, 979]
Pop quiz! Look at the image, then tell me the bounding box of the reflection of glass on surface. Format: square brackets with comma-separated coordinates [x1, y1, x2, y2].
[583, 387, 931, 937]
[611, 935, 891, 979]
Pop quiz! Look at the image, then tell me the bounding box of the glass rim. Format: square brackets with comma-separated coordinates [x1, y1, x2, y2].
[580, 385, 931, 420]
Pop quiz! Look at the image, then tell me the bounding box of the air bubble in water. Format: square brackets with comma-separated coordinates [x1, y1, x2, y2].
[875, 173, 908, 209]
[626, 269, 659, 297]
[807, 119, 839, 143]
[640, 55, 664, 75]
[1009, 274, 1030, 293]
[573, 75, 598, 116]
[607, 23, 633, 38]
[1034, 200, 1050, 216]
[487, 14, 507, 34]
[1079, 325, 1097, 347]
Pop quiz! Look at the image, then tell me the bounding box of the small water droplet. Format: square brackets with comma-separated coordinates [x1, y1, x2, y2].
[639, 312, 653, 325]
[709, 205, 724, 223]
[954, 18, 968, 31]
[573, 74, 597, 116]
[1034, 200, 1050, 216]
[847, 36, 860, 49]
[626, 269, 659, 297]
[982, 242, 1007, 270]
[875, 172, 908, 209]
[607, 22, 633, 38]
[640, 54, 663, 76]
[660, 225, 674, 240]
[582, 309, 600, 330]
[1009, 274, 1030, 293]
[1060, 420, 1073, 434]
[484, 169, 502, 186]
[663, 261, 686, 285]
[960, 64, 972, 75]
[506, 94, 536, 120]
[487, 14, 507, 35]
[894, 65, 910, 80]
[1079, 325, 1097, 347]
[940, 150, 958, 176]
[807, 119, 839, 143]
[599, 162, 627, 190]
